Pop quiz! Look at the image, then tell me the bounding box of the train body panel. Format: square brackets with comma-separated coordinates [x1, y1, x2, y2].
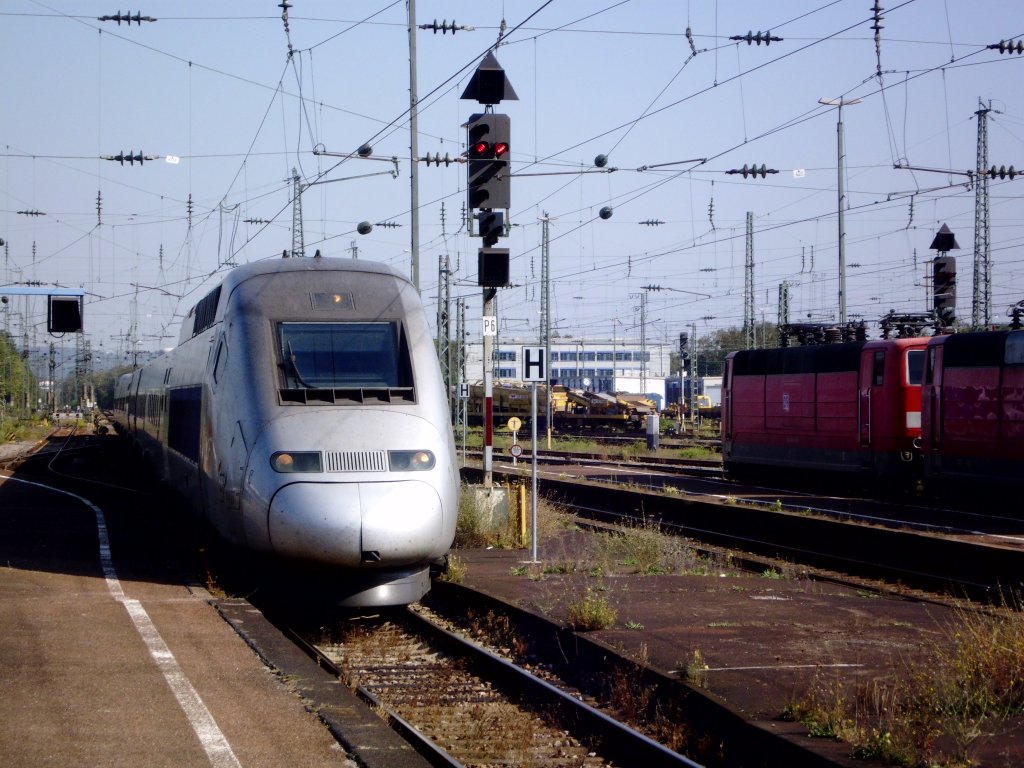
[921, 329, 1024, 492]
[112, 257, 458, 607]
[723, 338, 927, 484]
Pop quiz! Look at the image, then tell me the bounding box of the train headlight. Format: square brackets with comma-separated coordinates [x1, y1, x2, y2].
[388, 450, 435, 471]
[270, 451, 323, 473]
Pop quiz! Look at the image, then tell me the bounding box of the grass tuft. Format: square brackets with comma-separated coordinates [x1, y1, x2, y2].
[566, 587, 617, 630]
[787, 594, 1024, 767]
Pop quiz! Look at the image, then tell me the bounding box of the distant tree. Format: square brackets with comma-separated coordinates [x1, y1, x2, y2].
[92, 365, 135, 409]
[0, 331, 33, 416]
[694, 323, 779, 377]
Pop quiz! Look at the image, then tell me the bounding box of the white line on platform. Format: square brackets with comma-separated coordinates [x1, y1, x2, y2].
[1, 474, 242, 768]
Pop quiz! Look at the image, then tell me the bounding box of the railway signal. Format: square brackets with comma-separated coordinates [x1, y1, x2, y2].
[930, 224, 960, 328]
[466, 113, 511, 210]
[679, 332, 690, 364]
[477, 210, 504, 247]
[462, 52, 518, 490]
[477, 247, 509, 288]
[932, 256, 957, 327]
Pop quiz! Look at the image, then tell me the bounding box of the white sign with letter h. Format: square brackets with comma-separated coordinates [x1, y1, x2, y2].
[521, 346, 546, 383]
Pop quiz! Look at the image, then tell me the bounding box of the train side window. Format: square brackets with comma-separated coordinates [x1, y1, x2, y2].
[872, 351, 885, 386]
[906, 350, 925, 385]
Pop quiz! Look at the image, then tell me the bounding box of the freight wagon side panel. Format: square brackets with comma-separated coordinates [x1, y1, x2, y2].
[816, 371, 859, 437]
[1004, 364, 1024, 446]
[940, 368, 1001, 445]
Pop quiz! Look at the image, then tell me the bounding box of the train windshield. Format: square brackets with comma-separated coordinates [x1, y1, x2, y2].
[906, 349, 925, 385]
[278, 322, 410, 389]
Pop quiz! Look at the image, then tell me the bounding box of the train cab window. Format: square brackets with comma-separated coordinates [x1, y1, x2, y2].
[278, 321, 412, 390]
[872, 351, 885, 386]
[1007, 331, 1024, 365]
[906, 350, 925, 385]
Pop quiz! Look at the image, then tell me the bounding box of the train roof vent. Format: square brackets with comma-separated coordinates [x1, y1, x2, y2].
[278, 386, 415, 405]
[324, 450, 387, 473]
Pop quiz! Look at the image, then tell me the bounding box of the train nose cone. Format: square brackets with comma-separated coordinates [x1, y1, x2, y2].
[267, 480, 444, 567]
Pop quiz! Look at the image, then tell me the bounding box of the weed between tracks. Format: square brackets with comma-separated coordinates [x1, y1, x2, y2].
[785, 595, 1024, 767]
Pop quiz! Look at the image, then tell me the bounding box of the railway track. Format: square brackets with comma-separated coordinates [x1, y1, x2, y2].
[15, 429, 1023, 762]
[463, 462, 1024, 602]
[290, 606, 702, 768]
[476, 447, 1024, 544]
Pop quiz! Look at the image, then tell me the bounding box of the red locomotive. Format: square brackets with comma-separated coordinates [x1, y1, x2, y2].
[920, 329, 1024, 495]
[722, 328, 1024, 498]
[722, 337, 929, 490]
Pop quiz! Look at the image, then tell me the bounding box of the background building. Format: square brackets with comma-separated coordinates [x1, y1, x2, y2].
[464, 338, 672, 407]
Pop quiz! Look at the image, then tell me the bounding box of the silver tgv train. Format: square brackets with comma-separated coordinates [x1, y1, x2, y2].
[112, 255, 459, 607]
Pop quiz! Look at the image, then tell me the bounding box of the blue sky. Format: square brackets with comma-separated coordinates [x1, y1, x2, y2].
[2, 1, 1022, 361]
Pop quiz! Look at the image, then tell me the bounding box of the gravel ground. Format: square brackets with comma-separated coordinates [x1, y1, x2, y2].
[0, 440, 38, 462]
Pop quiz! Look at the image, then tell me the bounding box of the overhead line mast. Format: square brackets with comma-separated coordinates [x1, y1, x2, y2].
[973, 100, 992, 328]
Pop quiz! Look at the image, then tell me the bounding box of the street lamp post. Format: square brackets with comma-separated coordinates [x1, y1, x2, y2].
[819, 97, 861, 325]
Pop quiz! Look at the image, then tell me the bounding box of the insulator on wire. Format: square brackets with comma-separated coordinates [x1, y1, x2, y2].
[989, 39, 1024, 55]
[98, 12, 156, 24]
[423, 152, 458, 167]
[685, 26, 698, 56]
[374, 221, 401, 229]
[104, 151, 157, 166]
[987, 165, 1018, 180]
[869, 1, 885, 31]
[420, 19, 473, 34]
[729, 30, 782, 46]
[725, 164, 778, 178]
[638, 219, 664, 226]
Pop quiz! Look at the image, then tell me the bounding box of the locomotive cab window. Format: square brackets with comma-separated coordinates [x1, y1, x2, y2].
[906, 350, 924, 385]
[872, 351, 885, 386]
[278, 321, 413, 390]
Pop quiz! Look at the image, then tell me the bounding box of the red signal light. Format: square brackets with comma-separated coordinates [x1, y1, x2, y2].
[470, 141, 491, 158]
[493, 141, 509, 158]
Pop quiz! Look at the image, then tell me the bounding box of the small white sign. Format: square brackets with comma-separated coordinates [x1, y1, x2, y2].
[459, 382, 469, 399]
[482, 315, 497, 336]
[165, 155, 181, 165]
[793, 168, 806, 179]
[521, 346, 547, 382]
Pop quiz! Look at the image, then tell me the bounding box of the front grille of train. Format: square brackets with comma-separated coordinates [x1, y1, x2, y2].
[323, 450, 388, 473]
[279, 387, 415, 405]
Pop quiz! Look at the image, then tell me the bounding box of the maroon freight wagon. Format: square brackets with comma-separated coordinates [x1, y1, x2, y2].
[920, 329, 1024, 494]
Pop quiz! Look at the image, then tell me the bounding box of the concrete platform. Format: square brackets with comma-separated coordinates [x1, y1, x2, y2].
[0, 464, 430, 768]
[442, 532, 1024, 767]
